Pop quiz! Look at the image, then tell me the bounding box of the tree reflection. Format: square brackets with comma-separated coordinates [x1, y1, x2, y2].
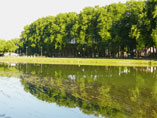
[0, 63, 157, 118]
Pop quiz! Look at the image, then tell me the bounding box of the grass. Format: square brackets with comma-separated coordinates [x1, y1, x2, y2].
[0, 57, 157, 66]
[0, 56, 157, 67]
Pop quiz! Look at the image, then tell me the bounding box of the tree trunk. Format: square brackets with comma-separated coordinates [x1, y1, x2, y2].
[118, 49, 120, 58]
[153, 46, 155, 57]
[145, 46, 147, 57]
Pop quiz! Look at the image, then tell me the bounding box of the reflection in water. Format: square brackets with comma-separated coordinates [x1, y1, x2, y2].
[0, 63, 157, 118]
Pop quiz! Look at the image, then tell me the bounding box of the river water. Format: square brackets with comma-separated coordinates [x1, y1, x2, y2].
[0, 63, 157, 118]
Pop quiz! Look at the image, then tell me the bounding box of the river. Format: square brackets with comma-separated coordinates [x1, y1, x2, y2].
[0, 63, 157, 118]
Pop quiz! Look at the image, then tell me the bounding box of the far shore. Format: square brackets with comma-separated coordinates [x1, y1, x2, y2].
[0, 57, 157, 67]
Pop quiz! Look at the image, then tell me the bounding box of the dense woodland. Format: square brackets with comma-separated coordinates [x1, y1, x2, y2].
[0, 0, 156, 58]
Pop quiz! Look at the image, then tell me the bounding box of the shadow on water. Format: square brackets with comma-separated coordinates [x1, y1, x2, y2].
[0, 63, 157, 118]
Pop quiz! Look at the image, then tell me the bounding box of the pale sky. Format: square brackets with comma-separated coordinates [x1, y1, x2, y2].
[0, 0, 128, 40]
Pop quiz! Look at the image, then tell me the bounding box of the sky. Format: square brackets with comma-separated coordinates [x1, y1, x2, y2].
[0, 0, 128, 40]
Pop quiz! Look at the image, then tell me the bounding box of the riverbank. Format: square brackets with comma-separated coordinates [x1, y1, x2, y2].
[0, 57, 157, 67]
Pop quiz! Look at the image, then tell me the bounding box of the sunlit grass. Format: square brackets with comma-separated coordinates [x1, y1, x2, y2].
[0, 57, 157, 67]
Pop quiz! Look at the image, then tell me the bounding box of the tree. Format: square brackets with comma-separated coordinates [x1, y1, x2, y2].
[0, 40, 6, 54]
[19, 0, 157, 58]
[5, 40, 18, 53]
[129, 0, 157, 57]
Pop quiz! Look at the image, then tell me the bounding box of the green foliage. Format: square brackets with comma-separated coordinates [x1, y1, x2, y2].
[0, 39, 18, 54]
[5, 40, 18, 52]
[18, 0, 157, 58]
[0, 40, 6, 53]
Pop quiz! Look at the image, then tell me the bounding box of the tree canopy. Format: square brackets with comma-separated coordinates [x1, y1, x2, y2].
[0, 0, 156, 58]
[0, 39, 18, 54]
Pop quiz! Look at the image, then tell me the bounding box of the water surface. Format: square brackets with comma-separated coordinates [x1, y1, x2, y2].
[0, 63, 157, 118]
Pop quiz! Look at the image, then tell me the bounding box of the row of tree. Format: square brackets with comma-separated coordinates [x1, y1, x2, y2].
[0, 39, 20, 55]
[0, 0, 156, 58]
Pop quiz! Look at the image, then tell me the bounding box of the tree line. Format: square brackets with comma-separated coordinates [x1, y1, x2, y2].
[0, 39, 20, 55]
[0, 0, 156, 58]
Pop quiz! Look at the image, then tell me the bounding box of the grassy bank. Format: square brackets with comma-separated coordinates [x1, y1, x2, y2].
[0, 57, 157, 67]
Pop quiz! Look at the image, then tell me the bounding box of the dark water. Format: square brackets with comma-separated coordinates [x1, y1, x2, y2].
[0, 63, 157, 118]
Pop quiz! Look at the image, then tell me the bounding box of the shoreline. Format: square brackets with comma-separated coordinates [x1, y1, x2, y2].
[0, 57, 157, 67]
